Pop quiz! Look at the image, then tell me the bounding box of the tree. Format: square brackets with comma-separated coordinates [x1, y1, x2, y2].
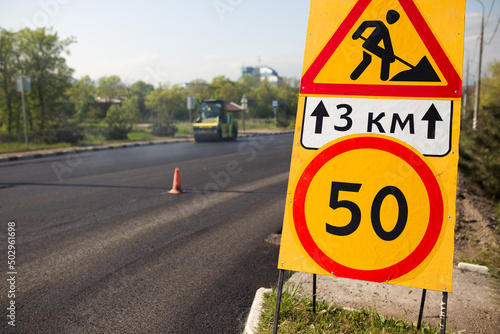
[146, 87, 177, 137]
[247, 80, 276, 118]
[120, 96, 141, 124]
[481, 60, 500, 108]
[68, 75, 96, 120]
[97, 75, 126, 100]
[17, 27, 75, 133]
[104, 97, 140, 140]
[0, 28, 19, 135]
[165, 86, 188, 120]
[130, 80, 154, 120]
[94, 75, 126, 118]
[276, 77, 300, 125]
[187, 78, 208, 102]
[206, 75, 240, 102]
[460, 60, 500, 199]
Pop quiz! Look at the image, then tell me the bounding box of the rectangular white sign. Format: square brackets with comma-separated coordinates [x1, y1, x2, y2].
[301, 97, 453, 156]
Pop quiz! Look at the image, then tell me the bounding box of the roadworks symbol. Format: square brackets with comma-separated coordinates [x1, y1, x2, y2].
[349, 9, 439, 82]
[300, 0, 462, 98]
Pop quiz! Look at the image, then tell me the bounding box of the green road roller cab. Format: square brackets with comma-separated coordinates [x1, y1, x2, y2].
[193, 99, 238, 142]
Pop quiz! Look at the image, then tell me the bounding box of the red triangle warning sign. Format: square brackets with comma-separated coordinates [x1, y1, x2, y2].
[300, 0, 462, 98]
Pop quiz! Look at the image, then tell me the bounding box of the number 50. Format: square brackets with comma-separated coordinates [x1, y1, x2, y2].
[326, 181, 408, 241]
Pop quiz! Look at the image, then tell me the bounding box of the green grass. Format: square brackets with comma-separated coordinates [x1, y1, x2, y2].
[257, 285, 438, 334]
[127, 126, 155, 141]
[174, 121, 194, 136]
[459, 244, 500, 280]
[0, 141, 71, 154]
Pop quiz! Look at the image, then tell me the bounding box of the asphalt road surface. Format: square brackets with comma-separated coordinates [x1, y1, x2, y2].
[0, 133, 293, 333]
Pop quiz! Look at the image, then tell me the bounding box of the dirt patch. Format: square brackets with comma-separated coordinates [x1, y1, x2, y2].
[454, 172, 499, 264]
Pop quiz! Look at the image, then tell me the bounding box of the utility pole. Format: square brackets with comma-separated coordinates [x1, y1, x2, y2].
[473, 0, 485, 131]
[240, 95, 247, 133]
[187, 95, 194, 134]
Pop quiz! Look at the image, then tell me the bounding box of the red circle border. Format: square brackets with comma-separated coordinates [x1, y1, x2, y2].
[293, 136, 444, 282]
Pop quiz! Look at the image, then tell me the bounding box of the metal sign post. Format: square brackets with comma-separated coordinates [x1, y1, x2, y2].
[187, 95, 194, 133]
[16, 77, 31, 148]
[272, 100, 278, 127]
[417, 289, 427, 330]
[272, 269, 285, 334]
[240, 95, 247, 133]
[439, 291, 448, 334]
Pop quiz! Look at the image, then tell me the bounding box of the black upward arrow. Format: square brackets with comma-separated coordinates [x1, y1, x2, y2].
[421, 104, 443, 139]
[311, 101, 329, 134]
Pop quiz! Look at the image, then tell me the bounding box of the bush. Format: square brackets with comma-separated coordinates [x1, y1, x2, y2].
[37, 117, 84, 144]
[104, 123, 131, 140]
[276, 110, 290, 128]
[459, 61, 500, 200]
[104, 104, 132, 140]
[150, 113, 177, 137]
[460, 104, 500, 200]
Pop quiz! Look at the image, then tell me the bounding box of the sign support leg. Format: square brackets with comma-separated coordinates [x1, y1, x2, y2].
[417, 289, 427, 329]
[439, 291, 448, 334]
[272, 269, 286, 334]
[312, 274, 317, 313]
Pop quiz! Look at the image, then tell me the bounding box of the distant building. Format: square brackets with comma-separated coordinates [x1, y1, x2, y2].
[241, 65, 280, 85]
[227, 102, 245, 113]
[95, 95, 126, 104]
[173, 83, 190, 89]
[173, 82, 209, 89]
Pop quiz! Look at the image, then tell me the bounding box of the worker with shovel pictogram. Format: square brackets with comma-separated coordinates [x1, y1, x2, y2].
[350, 9, 440, 82]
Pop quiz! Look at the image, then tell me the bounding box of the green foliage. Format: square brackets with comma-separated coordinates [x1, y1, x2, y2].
[120, 96, 141, 123]
[183, 75, 298, 123]
[149, 112, 178, 137]
[0, 26, 75, 142]
[37, 115, 84, 144]
[0, 28, 19, 135]
[103, 98, 140, 140]
[17, 27, 75, 132]
[205, 75, 240, 102]
[482, 61, 500, 107]
[146, 88, 178, 137]
[460, 60, 500, 200]
[130, 80, 154, 120]
[68, 75, 96, 119]
[187, 78, 209, 102]
[104, 105, 130, 140]
[97, 75, 125, 99]
[276, 112, 290, 128]
[258, 286, 438, 333]
[243, 78, 299, 121]
[247, 81, 276, 118]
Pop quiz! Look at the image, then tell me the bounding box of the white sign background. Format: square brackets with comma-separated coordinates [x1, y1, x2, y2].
[301, 97, 452, 156]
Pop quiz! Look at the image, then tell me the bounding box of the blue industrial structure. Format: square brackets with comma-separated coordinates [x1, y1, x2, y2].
[241, 65, 280, 85]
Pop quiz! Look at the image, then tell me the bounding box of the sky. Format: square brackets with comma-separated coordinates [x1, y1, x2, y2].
[1, 0, 499, 88]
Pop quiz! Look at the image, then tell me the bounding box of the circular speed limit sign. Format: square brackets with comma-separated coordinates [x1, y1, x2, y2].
[292, 135, 446, 282]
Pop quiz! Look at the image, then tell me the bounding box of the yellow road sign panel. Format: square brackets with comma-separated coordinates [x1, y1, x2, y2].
[278, 0, 465, 292]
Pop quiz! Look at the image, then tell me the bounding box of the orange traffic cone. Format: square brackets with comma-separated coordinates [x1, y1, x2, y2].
[168, 168, 183, 194]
